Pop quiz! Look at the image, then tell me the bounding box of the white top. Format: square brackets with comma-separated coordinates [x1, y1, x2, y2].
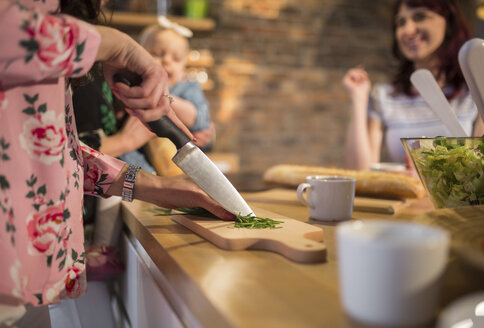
[368, 83, 478, 162]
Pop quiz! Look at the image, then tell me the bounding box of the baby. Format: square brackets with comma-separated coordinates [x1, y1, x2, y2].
[139, 25, 214, 150]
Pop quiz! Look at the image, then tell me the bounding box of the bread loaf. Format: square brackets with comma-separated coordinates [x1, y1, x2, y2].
[144, 138, 183, 177]
[263, 164, 426, 199]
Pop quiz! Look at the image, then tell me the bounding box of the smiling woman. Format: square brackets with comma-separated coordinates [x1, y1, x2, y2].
[394, 4, 447, 63]
[343, 0, 484, 172]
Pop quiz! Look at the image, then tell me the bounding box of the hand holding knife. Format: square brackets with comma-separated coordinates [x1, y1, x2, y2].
[113, 72, 255, 217]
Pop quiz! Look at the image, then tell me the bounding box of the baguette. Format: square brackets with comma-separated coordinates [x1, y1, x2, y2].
[144, 138, 183, 177]
[263, 164, 426, 199]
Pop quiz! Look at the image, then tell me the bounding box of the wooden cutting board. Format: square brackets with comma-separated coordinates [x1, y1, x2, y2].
[172, 206, 326, 263]
[244, 188, 405, 214]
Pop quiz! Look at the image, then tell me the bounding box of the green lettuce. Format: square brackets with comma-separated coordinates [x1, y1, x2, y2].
[411, 136, 484, 208]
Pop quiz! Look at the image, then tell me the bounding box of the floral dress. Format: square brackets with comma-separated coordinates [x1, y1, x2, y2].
[0, 0, 125, 306]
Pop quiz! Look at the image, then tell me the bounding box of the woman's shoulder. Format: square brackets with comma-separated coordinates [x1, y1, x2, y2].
[373, 82, 393, 91]
[371, 82, 397, 100]
[372, 82, 397, 94]
[372, 82, 417, 102]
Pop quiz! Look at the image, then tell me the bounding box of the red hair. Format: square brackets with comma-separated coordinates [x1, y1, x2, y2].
[391, 0, 471, 98]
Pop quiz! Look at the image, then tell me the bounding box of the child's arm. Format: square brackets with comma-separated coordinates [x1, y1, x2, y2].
[170, 82, 211, 132]
[170, 96, 198, 127]
[99, 116, 155, 157]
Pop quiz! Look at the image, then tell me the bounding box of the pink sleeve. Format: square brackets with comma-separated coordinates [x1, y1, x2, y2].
[0, 1, 100, 88]
[81, 144, 126, 197]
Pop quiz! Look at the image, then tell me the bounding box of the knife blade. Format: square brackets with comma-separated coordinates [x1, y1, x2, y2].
[173, 142, 254, 216]
[113, 72, 255, 217]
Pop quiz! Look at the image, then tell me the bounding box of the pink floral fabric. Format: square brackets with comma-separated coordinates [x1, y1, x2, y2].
[0, 0, 125, 306]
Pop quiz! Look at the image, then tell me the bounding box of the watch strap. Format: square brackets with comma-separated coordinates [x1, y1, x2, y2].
[121, 164, 141, 202]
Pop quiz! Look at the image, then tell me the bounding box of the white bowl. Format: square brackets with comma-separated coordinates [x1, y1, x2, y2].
[437, 291, 484, 328]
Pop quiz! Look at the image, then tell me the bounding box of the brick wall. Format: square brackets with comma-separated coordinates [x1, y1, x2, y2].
[186, 0, 395, 173]
[120, 0, 394, 172]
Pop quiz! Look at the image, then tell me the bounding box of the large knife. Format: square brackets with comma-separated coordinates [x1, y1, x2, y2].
[113, 72, 254, 217]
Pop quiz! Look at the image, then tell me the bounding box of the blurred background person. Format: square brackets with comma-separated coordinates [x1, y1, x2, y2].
[139, 24, 215, 151]
[343, 0, 484, 171]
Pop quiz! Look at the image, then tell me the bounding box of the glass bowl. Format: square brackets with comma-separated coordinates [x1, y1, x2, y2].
[401, 137, 484, 208]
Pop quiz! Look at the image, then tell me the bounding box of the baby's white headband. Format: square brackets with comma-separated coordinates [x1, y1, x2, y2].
[158, 16, 193, 38]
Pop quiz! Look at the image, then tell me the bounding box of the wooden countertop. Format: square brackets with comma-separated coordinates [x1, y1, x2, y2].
[121, 189, 484, 328]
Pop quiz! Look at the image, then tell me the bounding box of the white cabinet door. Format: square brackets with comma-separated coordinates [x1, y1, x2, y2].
[121, 233, 184, 328]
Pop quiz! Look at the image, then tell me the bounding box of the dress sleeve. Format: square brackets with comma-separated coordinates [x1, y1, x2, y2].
[80, 143, 125, 197]
[0, 1, 100, 88]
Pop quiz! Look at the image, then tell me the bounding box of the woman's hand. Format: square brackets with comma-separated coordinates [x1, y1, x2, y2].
[342, 66, 371, 104]
[95, 26, 165, 110]
[94, 26, 193, 140]
[146, 174, 234, 220]
[106, 167, 235, 220]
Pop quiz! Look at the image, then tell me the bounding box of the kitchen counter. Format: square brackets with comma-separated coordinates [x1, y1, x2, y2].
[120, 189, 484, 328]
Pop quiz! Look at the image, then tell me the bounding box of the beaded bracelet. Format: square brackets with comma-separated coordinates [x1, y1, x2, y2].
[121, 164, 141, 202]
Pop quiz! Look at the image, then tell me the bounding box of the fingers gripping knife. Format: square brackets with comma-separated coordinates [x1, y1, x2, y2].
[113, 72, 254, 217]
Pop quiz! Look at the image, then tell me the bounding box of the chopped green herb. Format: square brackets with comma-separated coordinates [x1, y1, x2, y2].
[150, 207, 216, 218]
[150, 207, 283, 229]
[233, 213, 283, 229]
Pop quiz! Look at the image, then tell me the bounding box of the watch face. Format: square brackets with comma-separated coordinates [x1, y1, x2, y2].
[125, 165, 140, 182]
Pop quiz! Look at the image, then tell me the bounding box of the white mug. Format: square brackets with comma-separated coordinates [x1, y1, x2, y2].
[296, 175, 355, 221]
[337, 220, 450, 327]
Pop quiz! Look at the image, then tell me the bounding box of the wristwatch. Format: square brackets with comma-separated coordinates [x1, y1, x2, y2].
[121, 164, 141, 202]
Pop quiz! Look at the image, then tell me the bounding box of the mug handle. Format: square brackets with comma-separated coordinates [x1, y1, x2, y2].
[297, 183, 314, 208]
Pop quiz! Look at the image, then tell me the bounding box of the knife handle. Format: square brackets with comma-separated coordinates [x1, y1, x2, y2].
[147, 117, 190, 149]
[113, 72, 190, 149]
[113, 70, 142, 87]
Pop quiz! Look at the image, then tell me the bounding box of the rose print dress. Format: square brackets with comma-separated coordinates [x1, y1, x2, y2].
[0, 0, 125, 306]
